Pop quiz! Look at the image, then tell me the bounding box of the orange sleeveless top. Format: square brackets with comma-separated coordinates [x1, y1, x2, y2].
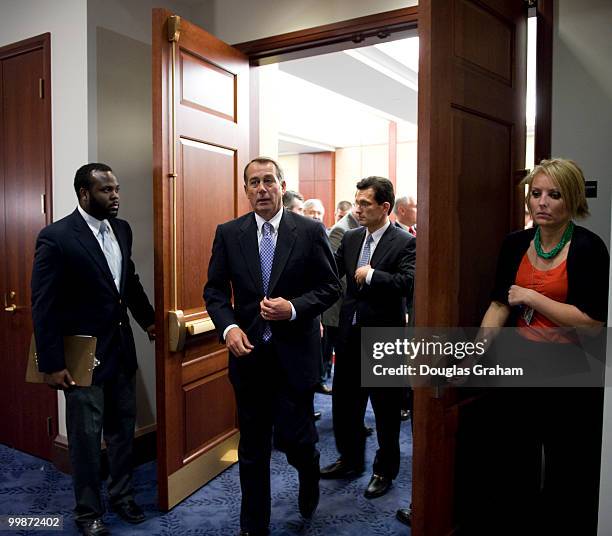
[515, 252, 572, 342]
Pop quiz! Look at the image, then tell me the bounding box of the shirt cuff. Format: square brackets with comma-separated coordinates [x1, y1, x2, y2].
[223, 324, 239, 341]
[365, 268, 374, 285]
[290, 302, 297, 321]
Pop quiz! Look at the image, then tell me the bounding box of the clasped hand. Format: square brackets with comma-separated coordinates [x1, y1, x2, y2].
[260, 296, 292, 321]
[224, 297, 292, 358]
[508, 284, 536, 308]
[355, 265, 371, 286]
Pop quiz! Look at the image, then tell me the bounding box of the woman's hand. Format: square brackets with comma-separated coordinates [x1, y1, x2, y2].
[508, 285, 535, 308]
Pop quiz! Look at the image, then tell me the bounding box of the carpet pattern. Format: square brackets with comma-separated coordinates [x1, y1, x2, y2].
[0, 392, 412, 535]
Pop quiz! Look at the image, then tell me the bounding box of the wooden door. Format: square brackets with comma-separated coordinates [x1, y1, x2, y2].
[152, 9, 250, 510]
[413, 1, 527, 534]
[0, 34, 55, 460]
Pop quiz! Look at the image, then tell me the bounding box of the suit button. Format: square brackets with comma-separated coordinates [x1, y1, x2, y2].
[119, 299, 122, 304]
[119, 321, 122, 326]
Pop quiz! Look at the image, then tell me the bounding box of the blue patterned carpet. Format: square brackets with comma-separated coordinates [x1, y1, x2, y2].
[0, 391, 412, 535]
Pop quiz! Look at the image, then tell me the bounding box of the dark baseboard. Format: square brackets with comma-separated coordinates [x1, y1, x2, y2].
[52, 428, 157, 475]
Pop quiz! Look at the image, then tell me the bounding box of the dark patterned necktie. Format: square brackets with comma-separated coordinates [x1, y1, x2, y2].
[260, 222, 275, 341]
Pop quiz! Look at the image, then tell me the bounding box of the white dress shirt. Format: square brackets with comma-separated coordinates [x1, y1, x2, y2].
[77, 204, 122, 290]
[223, 208, 296, 341]
[360, 220, 390, 285]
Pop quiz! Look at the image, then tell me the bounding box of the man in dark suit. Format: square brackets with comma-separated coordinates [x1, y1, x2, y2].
[204, 157, 341, 536]
[31, 163, 155, 536]
[320, 176, 415, 499]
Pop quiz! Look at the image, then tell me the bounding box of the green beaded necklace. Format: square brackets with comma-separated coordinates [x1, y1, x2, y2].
[534, 221, 574, 259]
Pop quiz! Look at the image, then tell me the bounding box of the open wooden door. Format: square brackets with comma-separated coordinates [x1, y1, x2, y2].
[152, 9, 251, 510]
[413, 0, 527, 534]
[0, 34, 56, 461]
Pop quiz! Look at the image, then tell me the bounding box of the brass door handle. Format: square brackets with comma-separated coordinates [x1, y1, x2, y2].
[4, 291, 17, 312]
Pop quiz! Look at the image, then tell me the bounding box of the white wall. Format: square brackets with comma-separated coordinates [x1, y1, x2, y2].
[549, 2, 612, 533]
[278, 155, 300, 192]
[551, 0, 612, 250]
[0, 0, 89, 220]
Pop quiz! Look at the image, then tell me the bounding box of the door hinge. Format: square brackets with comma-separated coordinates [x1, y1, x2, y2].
[47, 416, 53, 437]
[38, 78, 44, 99]
[41, 193, 46, 214]
[167, 15, 181, 43]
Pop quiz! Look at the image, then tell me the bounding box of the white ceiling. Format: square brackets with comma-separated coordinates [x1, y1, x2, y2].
[260, 36, 420, 155]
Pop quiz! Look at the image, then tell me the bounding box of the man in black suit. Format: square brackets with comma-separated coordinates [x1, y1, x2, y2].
[31, 163, 155, 536]
[320, 176, 415, 499]
[204, 157, 341, 536]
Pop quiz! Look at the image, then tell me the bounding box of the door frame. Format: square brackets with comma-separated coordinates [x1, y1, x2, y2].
[234, 4, 553, 533]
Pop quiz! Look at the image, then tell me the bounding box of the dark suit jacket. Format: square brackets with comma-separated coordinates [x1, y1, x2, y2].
[335, 223, 416, 345]
[204, 209, 341, 392]
[31, 209, 155, 383]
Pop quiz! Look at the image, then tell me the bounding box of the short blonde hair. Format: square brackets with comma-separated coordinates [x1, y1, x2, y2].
[521, 158, 589, 219]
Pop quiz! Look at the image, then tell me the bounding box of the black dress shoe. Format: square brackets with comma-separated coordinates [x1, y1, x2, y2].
[298, 468, 320, 518]
[364, 474, 392, 498]
[314, 382, 332, 395]
[76, 518, 110, 536]
[239, 529, 269, 536]
[111, 499, 145, 524]
[400, 409, 411, 421]
[313, 411, 322, 421]
[396, 507, 412, 526]
[320, 458, 364, 479]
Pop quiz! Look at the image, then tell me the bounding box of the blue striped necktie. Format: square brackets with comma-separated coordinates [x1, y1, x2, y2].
[353, 234, 373, 325]
[260, 222, 275, 341]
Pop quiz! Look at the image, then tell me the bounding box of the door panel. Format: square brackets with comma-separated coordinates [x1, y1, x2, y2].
[179, 140, 235, 308]
[414, 0, 526, 534]
[153, 9, 249, 510]
[0, 35, 55, 460]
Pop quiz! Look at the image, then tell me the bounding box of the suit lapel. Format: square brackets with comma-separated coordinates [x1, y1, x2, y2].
[370, 224, 396, 267]
[239, 213, 264, 295]
[349, 227, 367, 274]
[268, 210, 297, 296]
[71, 210, 119, 293]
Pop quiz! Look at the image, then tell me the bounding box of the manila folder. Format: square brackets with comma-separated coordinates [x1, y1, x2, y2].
[26, 335, 98, 386]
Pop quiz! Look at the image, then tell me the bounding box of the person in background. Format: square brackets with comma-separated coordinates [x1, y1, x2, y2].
[303, 198, 325, 222]
[393, 195, 417, 236]
[302, 198, 334, 396]
[334, 200, 353, 222]
[282, 190, 304, 215]
[204, 157, 341, 535]
[321, 204, 360, 380]
[31, 163, 155, 536]
[321, 176, 415, 500]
